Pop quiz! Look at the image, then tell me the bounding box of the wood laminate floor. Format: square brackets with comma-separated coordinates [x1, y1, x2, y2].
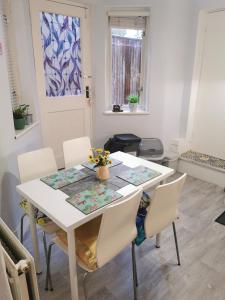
[23, 174, 225, 300]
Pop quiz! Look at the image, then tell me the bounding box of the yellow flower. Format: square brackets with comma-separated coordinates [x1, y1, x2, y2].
[88, 155, 94, 163]
[95, 158, 99, 164]
[105, 150, 110, 155]
[37, 218, 45, 225]
[96, 148, 103, 153]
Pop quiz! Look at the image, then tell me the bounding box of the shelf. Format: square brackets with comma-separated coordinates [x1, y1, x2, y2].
[14, 121, 39, 139]
[103, 110, 150, 116]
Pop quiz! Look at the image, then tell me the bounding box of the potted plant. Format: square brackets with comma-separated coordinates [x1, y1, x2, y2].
[13, 104, 27, 130]
[88, 148, 112, 180]
[128, 95, 139, 112]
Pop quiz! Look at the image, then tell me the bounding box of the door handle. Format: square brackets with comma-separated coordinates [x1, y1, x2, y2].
[85, 86, 90, 99]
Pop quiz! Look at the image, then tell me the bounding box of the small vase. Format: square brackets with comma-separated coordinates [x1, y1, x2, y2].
[96, 166, 110, 180]
[129, 103, 138, 112]
[25, 114, 33, 125]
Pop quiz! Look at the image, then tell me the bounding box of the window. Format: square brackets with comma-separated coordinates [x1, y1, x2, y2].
[40, 12, 82, 97]
[1, 0, 21, 108]
[108, 12, 149, 111]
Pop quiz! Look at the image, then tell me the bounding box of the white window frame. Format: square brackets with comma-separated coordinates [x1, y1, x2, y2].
[106, 8, 150, 113]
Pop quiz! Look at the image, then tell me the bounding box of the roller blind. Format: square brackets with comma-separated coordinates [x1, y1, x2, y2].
[1, 0, 20, 108]
[109, 16, 146, 30]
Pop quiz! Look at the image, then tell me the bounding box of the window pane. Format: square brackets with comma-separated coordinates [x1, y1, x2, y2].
[40, 12, 82, 97]
[111, 28, 143, 105]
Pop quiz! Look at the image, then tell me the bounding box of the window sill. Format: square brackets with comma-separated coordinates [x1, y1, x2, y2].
[14, 121, 40, 139]
[103, 110, 150, 116]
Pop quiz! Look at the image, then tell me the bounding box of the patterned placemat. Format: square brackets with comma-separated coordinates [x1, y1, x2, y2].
[61, 164, 131, 196]
[66, 183, 123, 215]
[117, 166, 161, 186]
[82, 158, 122, 171]
[40, 168, 90, 189]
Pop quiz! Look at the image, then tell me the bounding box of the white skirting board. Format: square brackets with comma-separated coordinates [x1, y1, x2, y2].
[178, 159, 225, 188]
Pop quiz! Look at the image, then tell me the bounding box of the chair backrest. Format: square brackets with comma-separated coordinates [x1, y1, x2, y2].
[144, 174, 186, 238]
[17, 148, 57, 183]
[96, 189, 142, 268]
[63, 136, 92, 169]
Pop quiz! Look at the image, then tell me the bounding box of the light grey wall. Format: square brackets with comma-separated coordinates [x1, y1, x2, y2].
[196, 0, 225, 9]
[92, 0, 197, 149]
[0, 0, 42, 230]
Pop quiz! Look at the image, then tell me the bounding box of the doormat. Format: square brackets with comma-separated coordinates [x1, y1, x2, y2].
[215, 211, 225, 226]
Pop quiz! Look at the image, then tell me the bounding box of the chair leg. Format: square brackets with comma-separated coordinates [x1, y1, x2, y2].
[45, 242, 55, 291]
[82, 272, 88, 300]
[42, 232, 50, 291]
[172, 222, 181, 266]
[20, 213, 26, 244]
[42, 232, 48, 262]
[131, 242, 138, 300]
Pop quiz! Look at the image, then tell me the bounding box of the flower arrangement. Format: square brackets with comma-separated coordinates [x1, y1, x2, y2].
[88, 148, 112, 168]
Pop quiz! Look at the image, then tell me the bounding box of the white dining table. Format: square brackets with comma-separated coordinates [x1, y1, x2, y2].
[16, 151, 174, 300]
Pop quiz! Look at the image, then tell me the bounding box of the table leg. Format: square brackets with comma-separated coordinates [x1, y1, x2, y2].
[67, 229, 79, 300]
[27, 202, 42, 274]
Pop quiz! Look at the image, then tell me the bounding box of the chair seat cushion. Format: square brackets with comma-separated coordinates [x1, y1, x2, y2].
[39, 221, 60, 234]
[56, 216, 102, 271]
[20, 199, 60, 234]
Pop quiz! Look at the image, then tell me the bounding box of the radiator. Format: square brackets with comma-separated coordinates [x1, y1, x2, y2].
[0, 218, 40, 300]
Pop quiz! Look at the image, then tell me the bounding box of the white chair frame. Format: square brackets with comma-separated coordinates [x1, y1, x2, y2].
[132, 174, 187, 287]
[45, 190, 143, 299]
[17, 147, 59, 291]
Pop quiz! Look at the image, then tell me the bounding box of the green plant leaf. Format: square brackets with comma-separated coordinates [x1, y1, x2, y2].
[128, 94, 139, 103]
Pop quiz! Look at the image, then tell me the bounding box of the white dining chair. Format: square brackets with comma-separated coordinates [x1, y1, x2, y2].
[17, 147, 60, 290]
[132, 174, 187, 287]
[45, 189, 142, 299]
[63, 136, 92, 169]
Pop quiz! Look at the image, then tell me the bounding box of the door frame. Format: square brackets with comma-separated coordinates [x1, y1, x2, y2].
[29, 0, 93, 158]
[185, 8, 225, 147]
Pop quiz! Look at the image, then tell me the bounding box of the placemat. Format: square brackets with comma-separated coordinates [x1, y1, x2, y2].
[117, 165, 161, 186]
[40, 168, 90, 189]
[82, 158, 122, 171]
[66, 183, 123, 215]
[61, 164, 130, 196]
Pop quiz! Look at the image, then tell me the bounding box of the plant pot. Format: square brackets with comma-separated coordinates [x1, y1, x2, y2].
[25, 114, 33, 125]
[96, 166, 110, 180]
[129, 103, 138, 112]
[14, 118, 25, 130]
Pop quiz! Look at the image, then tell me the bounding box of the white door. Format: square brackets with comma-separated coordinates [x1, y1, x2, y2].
[29, 0, 92, 168]
[192, 10, 225, 159]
